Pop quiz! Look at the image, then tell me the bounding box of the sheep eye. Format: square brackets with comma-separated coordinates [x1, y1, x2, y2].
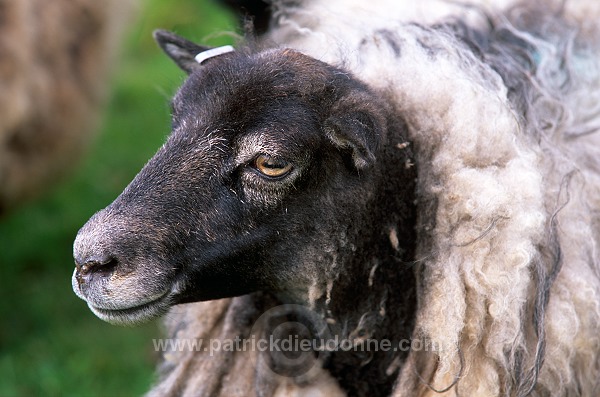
[253, 154, 293, 178]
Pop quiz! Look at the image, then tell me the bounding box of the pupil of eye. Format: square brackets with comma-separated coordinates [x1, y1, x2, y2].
[263, 159, 284, 168]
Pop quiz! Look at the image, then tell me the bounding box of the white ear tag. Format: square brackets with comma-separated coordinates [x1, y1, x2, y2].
[194, 45, 235, 64]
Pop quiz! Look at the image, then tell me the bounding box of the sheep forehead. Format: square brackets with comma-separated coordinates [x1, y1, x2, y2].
[175, 48, 333, 108]
[167, 49, 338, 168]
[174, 71, 327, 145]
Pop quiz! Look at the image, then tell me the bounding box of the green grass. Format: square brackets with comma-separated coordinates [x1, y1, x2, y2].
[0, 1, 237, 395]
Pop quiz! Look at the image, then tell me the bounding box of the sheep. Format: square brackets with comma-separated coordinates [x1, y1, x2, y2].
[72, 0, 600, 396]
[0, 0, 135, 213]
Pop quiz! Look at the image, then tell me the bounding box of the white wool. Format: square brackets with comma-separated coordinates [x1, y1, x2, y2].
[146, 1, 600, 396]
[0, 0, 136, 210]
[264, 0, 600, 395]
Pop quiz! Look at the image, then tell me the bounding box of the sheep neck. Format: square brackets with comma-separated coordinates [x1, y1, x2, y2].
[314, 117, 418, 396]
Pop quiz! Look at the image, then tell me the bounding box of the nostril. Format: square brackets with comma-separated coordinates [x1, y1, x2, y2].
[76, 258, 119, 279]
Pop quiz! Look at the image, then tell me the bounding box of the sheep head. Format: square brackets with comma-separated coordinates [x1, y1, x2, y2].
[72, 31, 414, 325]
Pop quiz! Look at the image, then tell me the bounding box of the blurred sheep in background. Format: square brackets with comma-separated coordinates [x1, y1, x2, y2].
[0, 0, 136, 214]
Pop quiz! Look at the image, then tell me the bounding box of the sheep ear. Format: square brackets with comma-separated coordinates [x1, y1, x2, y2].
[324, 103, 382, 170]
[153, 29, 211, 74]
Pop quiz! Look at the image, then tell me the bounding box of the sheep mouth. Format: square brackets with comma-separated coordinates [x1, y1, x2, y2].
[88, 290, 173, 325]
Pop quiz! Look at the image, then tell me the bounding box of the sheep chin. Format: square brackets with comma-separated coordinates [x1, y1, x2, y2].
[87, 289, 174, 326]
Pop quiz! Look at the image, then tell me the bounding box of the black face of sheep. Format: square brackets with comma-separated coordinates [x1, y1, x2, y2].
[72, 30, 417, 326]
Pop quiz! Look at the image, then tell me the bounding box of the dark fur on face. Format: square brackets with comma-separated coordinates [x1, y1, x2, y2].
[73, 32, 414, 309]
[73, 31, 418, 395]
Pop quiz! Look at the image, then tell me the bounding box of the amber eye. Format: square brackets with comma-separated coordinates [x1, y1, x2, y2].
[254, 154, 293, 178]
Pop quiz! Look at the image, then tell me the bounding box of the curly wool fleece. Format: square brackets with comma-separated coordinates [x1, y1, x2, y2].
[149, 1, 600, 396]
[265, 1, 600, 395]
